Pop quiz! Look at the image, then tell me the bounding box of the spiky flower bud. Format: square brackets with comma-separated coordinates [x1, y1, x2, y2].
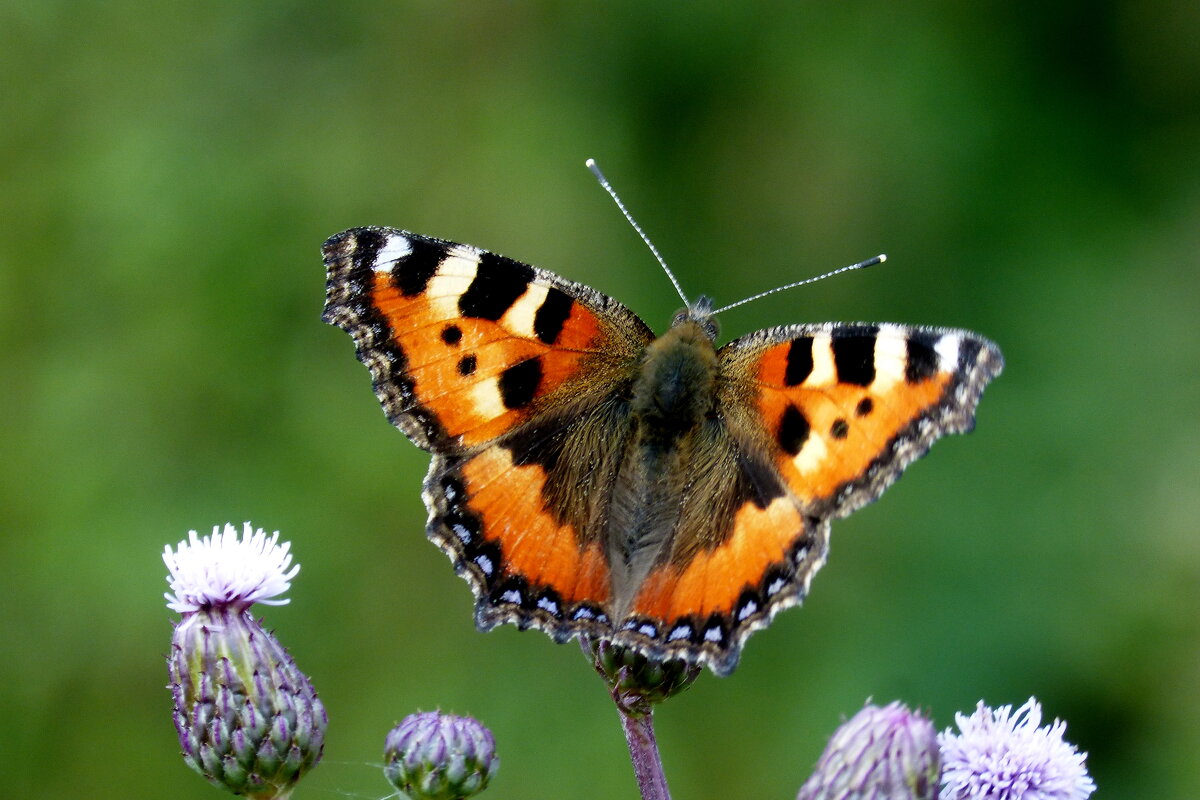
[165, 523, 326, 799]
[797, 701, 940, 800]
[584, 637, 701, 714]
[384, 711, 499, 800]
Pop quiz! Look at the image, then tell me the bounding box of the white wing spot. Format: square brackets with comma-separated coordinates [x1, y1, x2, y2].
[501, 589, 522, 604]
[935, 335, 961, 371]
[792, 430, 828, 475]
[704, 626, 724, 643]
[426, 246, 481, 316]
[737, 600, 758, 621]
[439, 245, 483, 276]
[872, 324, 908, 390]
[503, 282, 549, 338]
[469, 377, 508, 419]
[372, 235, 412, 272]
[805, 331, 836, 386]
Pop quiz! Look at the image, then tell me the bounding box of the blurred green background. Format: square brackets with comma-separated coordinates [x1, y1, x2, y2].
[3, 2, 1197, 798]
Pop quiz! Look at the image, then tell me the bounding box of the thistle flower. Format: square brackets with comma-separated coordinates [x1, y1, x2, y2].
[797, 701, 940, 800]
[938, 698, 1095, 800]
[384, 711, 499, 800]
[165, 523, 326, 799]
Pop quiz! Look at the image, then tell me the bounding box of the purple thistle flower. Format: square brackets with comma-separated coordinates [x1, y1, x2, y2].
[797, 701, 940, 800]
[164, 523, 325, 799]
[938, 698, 1095, 800]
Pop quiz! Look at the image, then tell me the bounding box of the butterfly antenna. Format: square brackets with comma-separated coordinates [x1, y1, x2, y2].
[710, 253, 887, 315]
[586, 158, 690, 307]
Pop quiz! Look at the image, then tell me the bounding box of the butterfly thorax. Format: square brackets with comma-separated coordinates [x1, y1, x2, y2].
[630, 318, 719, 443]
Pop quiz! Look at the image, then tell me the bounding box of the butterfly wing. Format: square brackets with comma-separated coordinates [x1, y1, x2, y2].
[729, 322, 1003, 511]
[614, 322, 1002, 674]
[323, 227, 655, 641]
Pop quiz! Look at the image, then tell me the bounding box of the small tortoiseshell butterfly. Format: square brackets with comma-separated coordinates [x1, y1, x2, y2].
[323, 178, 1002, 676]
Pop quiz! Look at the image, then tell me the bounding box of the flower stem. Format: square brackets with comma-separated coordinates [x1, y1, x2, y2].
[583, 638, 690, 800]
[617, 705, 671, 800]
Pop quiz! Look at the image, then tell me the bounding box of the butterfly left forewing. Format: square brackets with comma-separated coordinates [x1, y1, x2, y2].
[727, 322, 1003, 516]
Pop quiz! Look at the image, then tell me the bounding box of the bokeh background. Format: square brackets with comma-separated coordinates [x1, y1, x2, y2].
[3, 3, 1197, 798]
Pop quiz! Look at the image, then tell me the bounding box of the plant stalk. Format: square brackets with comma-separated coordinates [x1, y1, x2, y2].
[617, 704, 671, 800]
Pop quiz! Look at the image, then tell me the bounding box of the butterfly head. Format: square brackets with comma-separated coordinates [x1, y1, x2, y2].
[671, 295, 719, 341]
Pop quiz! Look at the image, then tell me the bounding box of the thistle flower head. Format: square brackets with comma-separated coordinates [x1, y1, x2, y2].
[384, 711, 499, 800]
[797, 701, 940, 800]
[938, 698, 1095, 800]
[165, 523, 325, 799]
[164, 522, 299, 615]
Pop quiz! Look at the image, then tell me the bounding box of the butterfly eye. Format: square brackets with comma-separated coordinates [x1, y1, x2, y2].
[670, 300, 719, 341]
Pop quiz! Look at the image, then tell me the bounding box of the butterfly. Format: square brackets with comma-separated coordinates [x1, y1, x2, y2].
[323, 218, 1002, 676]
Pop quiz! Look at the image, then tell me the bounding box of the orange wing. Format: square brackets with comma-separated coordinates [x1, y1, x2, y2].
[737, 323, 1002, 513]
[612, 322, 1002, 674]
[323, 228, 653, 643]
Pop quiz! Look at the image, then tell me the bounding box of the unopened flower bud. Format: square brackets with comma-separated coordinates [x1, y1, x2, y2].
[584, 637, 701, 714]
[797, 701, 939, 800]
[384, 711, 499, 800]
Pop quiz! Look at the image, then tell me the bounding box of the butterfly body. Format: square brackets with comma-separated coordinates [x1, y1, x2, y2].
[324, 226, 1002, 675]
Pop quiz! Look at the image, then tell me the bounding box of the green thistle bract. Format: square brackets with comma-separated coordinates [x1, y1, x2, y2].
[585, 637, 701, 715]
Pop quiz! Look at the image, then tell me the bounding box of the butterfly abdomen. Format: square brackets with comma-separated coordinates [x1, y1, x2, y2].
[603, 320, 724, 610]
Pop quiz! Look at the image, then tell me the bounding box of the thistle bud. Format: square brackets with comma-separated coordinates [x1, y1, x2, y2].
[164, 523, 325, 799]
[584, 637, 701, 714]
[384, 711, 499, 800]
[797, 701, 940, 800]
